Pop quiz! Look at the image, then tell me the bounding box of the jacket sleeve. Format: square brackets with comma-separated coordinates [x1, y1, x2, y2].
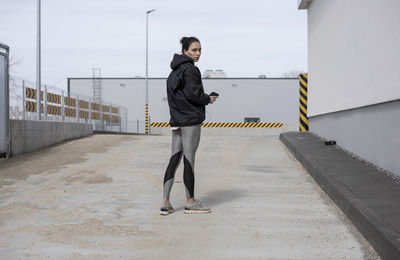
[182, 66, 210, 105]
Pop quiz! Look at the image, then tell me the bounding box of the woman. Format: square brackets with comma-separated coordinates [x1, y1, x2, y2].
[160, 36, 218, 215]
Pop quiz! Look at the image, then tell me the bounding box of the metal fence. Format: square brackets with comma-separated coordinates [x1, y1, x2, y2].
[9, 77, 128, 132]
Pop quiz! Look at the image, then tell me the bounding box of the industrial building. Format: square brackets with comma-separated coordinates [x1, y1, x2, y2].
[68, 77, 299, 133]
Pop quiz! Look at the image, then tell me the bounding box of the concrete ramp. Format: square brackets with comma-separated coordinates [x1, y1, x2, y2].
[0, 134, 378, 258]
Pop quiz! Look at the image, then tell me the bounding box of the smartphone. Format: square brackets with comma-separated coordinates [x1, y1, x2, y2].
[210, 92, 219, 96]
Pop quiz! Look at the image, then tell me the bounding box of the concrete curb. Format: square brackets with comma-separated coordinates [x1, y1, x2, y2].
[280, 131, 400, 260]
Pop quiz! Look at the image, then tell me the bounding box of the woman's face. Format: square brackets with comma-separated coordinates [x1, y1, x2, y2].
[184, 41, 201, 62]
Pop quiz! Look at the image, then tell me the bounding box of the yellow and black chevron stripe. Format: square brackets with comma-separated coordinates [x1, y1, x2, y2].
[91, 103, 100, 111]
[47, 93, 61, 104]
[299, 73, 308, 132]
[79, 110, 89, 119]
[145, 104, 149, 134]
[151, 122, 283, 128]
[102, 114, 110, 121]
[102, 105, 110, 113]
[25, 101, 43, 112]
[92, 112, 100, 120]
[64, 97, 76, 107]
[26, 87, 43, 100]
[65, 108, 76, 118]
[79, 100, 89, 109]
[47, 105, 61, 115]
[112, 115, 120, 123]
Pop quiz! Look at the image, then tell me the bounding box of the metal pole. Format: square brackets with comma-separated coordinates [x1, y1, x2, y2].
[22, 80, 25, 120]
[145, 12, 148, 134]
[119, 106, 121, 133]
[44, 85, 47, 120]
[0, 43, 10, 157]
[36, 0, 41, 120]
[89, 97, 92, 123]
[100, 104, 103, 131]
[76, 95, 79, 122]
[61, 90, 65, 121]
[109, 104, 112, 130]
[145, 9, 155, 134]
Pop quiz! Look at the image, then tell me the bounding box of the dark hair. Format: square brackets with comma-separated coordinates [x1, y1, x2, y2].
[180, 37, 200, 53]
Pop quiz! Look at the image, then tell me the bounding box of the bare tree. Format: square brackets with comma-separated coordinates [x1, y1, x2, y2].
[281, 69, 305, 78]
[9, 55, 22, 75]
[8, 56, 23, 103]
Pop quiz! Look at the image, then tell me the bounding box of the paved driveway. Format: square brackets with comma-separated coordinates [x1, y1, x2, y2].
[0, 134, 379, 259]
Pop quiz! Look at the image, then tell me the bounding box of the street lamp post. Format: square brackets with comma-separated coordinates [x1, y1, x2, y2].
[145, 9, 155, 134]
[36, 0, 41, 120]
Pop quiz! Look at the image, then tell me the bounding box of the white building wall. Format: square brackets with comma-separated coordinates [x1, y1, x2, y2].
[69, 78, 299, 133]
[301, 0, 400, 175]
[307, 0, 400, 117]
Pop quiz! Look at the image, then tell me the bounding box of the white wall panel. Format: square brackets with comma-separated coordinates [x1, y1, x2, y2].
[70, 78, 299, 133]
[308, 0, 400, 116]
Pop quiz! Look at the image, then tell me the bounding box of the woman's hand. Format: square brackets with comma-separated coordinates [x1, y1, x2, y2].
[209, 96, 218, 104]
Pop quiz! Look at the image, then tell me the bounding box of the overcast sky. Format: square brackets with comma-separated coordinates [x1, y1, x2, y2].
[1, 0, 307, 89]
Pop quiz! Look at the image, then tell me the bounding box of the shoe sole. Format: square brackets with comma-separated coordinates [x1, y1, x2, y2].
[160, 210, 175, 216]
[184, 209, 211, 214]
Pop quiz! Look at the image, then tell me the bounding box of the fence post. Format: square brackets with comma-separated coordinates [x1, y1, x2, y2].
[89, 97, 92, 123]
[109, 104, 112, 131]
[44, 85, 47, 120]
[76, 95, 79, 122]
[61, 90, 65, 121]
[100, 103, 103, 131]
[22, 80, 25, 120]
[0, 43, 10, 157]
[119, 106, 121, 133]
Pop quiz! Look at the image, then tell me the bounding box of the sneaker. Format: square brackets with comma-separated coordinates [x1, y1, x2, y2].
[160, 203, 175, 216]
[184, 199, 211, 214]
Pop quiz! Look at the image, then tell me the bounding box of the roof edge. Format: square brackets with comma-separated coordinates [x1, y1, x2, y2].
[297, 0, 311, 10]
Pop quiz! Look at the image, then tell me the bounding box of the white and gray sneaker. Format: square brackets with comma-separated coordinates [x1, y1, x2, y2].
[184, 199, 211, 214]
[160, 203, 175, 216]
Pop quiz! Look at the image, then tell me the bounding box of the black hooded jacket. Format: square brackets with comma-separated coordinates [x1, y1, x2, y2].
[167, 54, 210, 127]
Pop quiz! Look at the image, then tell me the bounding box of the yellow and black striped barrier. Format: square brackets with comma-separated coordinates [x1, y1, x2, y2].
[64, 97, 76, 107]
[151, 122, 283, 128]
[92, 112, 100, 120]
[102, 105, 110, 113]
[79, 110, 89, 119]
[65, 108, 76, 117]
[47, 93, 61, 104]
[102, 114, 110, 121]
[299, 73, 308, 132]
[47, 105, 61, 115]
[25, 101, 43, 112]
[91, 103, 100, 111]
[145, 104, 149, 134]
[79, 100, 89, 109]
[26, 87, 43, 100]
[112, 115, 120, 123]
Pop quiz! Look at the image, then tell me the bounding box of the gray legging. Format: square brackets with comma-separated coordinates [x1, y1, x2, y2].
[163, 124, 201, 199]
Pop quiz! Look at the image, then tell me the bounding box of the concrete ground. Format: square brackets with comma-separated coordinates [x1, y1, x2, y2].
[0, 133, 380, 259]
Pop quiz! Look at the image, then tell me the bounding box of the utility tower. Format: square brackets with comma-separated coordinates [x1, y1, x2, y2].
[92, 68, 102, 104]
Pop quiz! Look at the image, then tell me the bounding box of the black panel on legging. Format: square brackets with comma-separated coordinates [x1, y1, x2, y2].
[183, 156, 195, 198]
[163, 151, 182, 185]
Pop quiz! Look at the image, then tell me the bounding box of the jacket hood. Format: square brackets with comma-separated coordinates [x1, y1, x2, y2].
[170, 53, 194, 70]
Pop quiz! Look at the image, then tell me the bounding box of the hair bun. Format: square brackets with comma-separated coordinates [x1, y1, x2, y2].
[180, 37, 188, 45]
